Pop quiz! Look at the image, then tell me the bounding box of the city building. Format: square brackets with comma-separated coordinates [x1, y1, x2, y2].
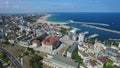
[78, 33, 85, 42]
[87, 59, 102, 68]
[78, 42, 86, 52]
[118, 42, 120, 48]
[42, 36, 61, 51]
[67, 42, 78, 58]
[97, 56, 112, 67]
[43, 55, 79, 68]
[18, 40, 29, 46]
[78, 50, 89, 63]
[94, 42, 106, 57]
[8, 39, 16, 44]
[31, 40, 40, 47]
[105, 48, 118, 60]
[69, 28, 77, 40]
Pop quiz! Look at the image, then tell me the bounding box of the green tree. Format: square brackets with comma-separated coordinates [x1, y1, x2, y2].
[29, 54, 43, 68]
[103, 61, 113, 68]
[0, 62, 3, 68]
[86, 38, 95, 44]
[27, 47, 35, 54]
[68, 27, 73, 30]
[104, 40, 112, 46]
[59, 27, 68, 35]
[72, 48, 83, 64]
[0, 52, 9, 62]
[112, 42, 119, 47]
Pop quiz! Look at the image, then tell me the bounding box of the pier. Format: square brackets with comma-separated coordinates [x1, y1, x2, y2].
[69, 20, 109, 26]
[83, 24, 120, 35]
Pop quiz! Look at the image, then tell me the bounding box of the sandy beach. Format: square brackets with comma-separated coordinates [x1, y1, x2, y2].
[37, 14, 67, 25]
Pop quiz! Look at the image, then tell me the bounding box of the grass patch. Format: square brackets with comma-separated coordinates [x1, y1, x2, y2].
[23, 56, 32, 68]
[0, 44, 26, 57]
[72, 48, 83, 64]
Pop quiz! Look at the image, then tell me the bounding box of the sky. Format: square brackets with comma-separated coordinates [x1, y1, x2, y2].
[0, 0, 120, 13]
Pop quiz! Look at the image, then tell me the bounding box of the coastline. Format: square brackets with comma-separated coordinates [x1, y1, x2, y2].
[37, 14, 67, 25]
[36, 14, 120, 36]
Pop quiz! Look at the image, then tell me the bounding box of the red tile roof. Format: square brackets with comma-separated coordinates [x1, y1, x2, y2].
[78, 50, 88, 57]
[89, 60, 98, 67]
[98, 57, 112, 64]
[113, 65, 120, 68]
[33, 40, 40, 43]
[42, 36, 60, 45]
[88, 52, 96, 58]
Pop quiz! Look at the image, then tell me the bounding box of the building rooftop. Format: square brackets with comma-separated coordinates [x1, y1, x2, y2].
[33, 40, 40, 43]
[98, 57, 112, 64]
[42, 36, 60, 45]
[52, 55, 79, 67]
[89, 60, 101, 67]
[88, 52, 96, 59]
[68, 42, 78, 53]
[78, 50, 88, 57]
[113, 65, 120, 68]
[106, 48, 118, 53]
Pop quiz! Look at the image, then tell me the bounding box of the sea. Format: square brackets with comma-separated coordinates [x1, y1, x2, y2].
[47, 12, 120, 41]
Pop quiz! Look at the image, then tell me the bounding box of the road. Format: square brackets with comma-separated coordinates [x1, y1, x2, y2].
[0, 46, 23, 68]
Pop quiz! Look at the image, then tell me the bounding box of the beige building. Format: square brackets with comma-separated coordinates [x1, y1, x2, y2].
[42, 36, 61, 51]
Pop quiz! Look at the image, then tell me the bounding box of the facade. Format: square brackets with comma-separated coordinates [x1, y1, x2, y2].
[67, 42, 78, 58]
[42, 36, 61, 51]
[18, 40, 29, 46]
[78, 42, 86, 52]
[105, 48, 118, 60]
[118, 43, 120, 48]
[87, 60, 102, 68]
[31, 40, 40, 47]
[94, 42, 106, 57]
[8, 39, 16, 44]
[78, 50, 90, 63]
[78, 33, 85, 42]
[97, 57, 112, 67]
[69, 29, 77, 40]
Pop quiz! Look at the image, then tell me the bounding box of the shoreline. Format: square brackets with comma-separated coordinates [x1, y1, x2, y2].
[37, 14, 67, 25]
[36, 14, 120, 35]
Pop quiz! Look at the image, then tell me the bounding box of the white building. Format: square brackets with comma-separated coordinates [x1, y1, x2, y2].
[94, 42, 106, 57]
[31, 40, 40, 47]
[118, 42, 120, 48]
[78, 33, 85, 42]
[69, 28, 77, 40]
[78, 50, 90, 63]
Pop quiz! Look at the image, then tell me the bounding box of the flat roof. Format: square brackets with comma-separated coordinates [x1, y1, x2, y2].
[98, 57, 112, 64]
[68, 42, 78, 53]
[106, 48, 118, 53]
[52, 55, 79, 67]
